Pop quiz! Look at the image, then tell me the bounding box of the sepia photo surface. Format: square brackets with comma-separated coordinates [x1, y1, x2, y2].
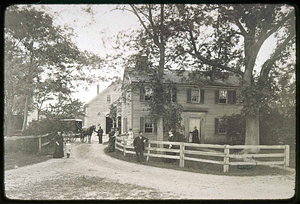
[4, 4, 296, 200]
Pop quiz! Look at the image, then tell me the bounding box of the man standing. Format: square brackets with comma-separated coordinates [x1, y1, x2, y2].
[133, 131, 148, 163]
[97, 125, 103, 144]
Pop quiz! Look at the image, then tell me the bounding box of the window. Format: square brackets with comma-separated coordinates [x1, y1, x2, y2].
[219, 90, 227, 103]
[166, 87, 177, 102]
[144, 117, 153, 133]
[215, 90, 237, 104]
[140, 116, 156, 133]
[215, 118, 227, 134]
[187, 88, 204, 104]
[107, 95, 111, 103]
[140, 87, 152, 101]
[191, 89, 200, 103]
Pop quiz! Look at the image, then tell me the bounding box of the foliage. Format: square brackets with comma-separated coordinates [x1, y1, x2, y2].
[5, 5, 103, 134]
[224, 114, 246, 145]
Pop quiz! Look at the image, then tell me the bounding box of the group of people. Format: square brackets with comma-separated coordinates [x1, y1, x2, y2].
[107, 127, 148, 163]
[53, 125, 200, 163]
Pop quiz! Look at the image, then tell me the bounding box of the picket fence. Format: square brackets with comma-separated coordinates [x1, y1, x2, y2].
[115, 136, 290, 173]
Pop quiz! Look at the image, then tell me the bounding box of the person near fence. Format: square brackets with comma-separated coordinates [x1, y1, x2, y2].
[108, 128, 116, 152]
[190, 126, 200, 143]
[133, 131, 148, 163]
[166, 130, 177, 163]
[53, 130, 64, 158]
[127, 128, 134, 146]
[97, 125, 104, 144]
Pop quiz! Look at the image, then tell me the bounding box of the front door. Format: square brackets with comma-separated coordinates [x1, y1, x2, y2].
[106, 117, 113, 134]
[189, 117, 201, 142]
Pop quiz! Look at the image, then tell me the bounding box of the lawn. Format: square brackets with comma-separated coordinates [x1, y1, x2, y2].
[4, 152, 52, 171]
[105, 145, 294, 176]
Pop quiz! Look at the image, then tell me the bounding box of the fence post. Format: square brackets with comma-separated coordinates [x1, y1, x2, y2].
[179, 142, 184, 168]
[223, 145, 229, 173]
[123, 138, 126, 156]
[38, 136, 42, 152]
[285, 145, 290, 168]
[146, 142, 150, 162]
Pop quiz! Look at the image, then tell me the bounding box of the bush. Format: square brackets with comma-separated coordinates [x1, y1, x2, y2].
[5, 138, 39, 154]
[224, 114, 246, 145]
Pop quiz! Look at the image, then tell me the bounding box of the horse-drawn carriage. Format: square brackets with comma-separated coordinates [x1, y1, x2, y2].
[60, 119, 96, 143]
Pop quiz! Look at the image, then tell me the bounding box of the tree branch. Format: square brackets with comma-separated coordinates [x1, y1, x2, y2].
[260, 28, 295, 80]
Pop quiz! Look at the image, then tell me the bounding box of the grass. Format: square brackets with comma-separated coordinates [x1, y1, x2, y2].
[105, 146, 294, 176]
[4, 152, 52, 171]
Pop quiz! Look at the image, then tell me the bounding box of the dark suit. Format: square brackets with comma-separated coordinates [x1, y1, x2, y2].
[97, 128, 103, 144]
[133, 135, 148, 162]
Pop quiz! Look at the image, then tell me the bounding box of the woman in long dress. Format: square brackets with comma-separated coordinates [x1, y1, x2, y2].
[53, 130, 64, 158]
[127, 128, 134, 146]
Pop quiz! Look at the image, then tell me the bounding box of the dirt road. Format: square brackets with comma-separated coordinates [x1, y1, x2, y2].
[5, 135, 295, 200]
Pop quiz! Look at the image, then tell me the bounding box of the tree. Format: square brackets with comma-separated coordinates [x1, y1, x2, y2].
[170, 4, 295, 146]
[116, 5, 187, 140]
[5, 5, 103, 134]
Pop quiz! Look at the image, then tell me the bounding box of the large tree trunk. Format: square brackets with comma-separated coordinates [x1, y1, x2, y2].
[156, 4, 165, 143]
[6, 95, 14, 137]
[244, 110, 260, 145]
[22, 95, 29, 131]
[22, 40, 34, 132]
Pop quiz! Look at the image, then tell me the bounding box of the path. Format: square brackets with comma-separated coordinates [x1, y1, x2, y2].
[4, 135, 295, 200]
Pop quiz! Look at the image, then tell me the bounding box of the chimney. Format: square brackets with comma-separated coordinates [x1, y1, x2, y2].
[97, 84, 100, 95]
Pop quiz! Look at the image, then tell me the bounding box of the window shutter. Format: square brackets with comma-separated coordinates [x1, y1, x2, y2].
[125, 118, 128, 133]
[232, 90, 236, 104]
[140, 117, 145, 133]
[228, 91, 233, 104]
[153, 121, 157, 133]
[215, 118, 219, 134]
[122, 92, 126, 104]
[140, 87, 145, 102]
[200, 89, 205, 104]
[172, 88, 177, 102]
[215, 90, 219, 104]
[187, 88, 191, 103]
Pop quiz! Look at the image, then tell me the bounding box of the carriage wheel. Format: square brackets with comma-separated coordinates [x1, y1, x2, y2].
[71, 137, 77, 142]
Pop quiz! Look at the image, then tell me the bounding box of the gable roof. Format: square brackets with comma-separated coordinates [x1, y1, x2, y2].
[124, 69, 241, 87]
[85, 82, 122, 106]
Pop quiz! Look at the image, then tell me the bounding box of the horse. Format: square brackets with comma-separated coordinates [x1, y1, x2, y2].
[81, 125, 96, 143]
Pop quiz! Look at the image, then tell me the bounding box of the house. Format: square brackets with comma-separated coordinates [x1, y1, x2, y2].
[121, 69, 242, 143]
[84, 81, 122, 134]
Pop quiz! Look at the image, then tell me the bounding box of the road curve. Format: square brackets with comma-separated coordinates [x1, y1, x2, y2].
[5, 135, 295, 200]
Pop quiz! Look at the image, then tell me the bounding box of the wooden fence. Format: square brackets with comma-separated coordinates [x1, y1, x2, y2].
[115, 136, 290, 173]
[5, 133, 55, 153]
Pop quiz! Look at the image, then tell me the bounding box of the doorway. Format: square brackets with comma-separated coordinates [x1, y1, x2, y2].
[106, 117, 113, 134]
[189, 117, 201, 142]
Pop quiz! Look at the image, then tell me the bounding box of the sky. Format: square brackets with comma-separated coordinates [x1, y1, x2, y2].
[32, 4, 289, 104]
[38, 4, 141, 103]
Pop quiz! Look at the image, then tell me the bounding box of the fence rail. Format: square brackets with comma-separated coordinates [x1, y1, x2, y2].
[115, 136, 290, 173]
[5, 133, 55, 152]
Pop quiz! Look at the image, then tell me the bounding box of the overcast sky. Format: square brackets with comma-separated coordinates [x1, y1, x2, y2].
[38, 4, 140, 103]
[34, 4, 284, 104]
